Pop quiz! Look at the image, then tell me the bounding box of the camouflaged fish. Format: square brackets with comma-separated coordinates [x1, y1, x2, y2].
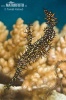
[5, 9, 57, 89]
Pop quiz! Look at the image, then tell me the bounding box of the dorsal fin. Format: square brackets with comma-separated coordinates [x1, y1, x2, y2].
[44, 9, 57, 27]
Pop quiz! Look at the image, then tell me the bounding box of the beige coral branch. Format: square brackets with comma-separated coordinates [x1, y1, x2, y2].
[0, 18, 66, 96]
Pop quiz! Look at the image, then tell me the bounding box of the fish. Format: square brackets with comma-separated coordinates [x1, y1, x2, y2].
[5, 9, 57, 90]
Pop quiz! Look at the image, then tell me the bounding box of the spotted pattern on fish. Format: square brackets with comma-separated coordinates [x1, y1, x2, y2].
[44, 9, 57, 27]
[5, 10, 57, 90]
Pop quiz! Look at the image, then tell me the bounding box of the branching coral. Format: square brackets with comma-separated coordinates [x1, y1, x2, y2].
[0, 22, 8, 42]
[0, 10, 66, 100]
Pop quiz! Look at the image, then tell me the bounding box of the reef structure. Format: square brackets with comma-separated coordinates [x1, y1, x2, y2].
[0, 10, 66, 98]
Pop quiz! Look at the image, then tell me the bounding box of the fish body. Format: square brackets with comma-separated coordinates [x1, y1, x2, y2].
[5, 10, 57, 89]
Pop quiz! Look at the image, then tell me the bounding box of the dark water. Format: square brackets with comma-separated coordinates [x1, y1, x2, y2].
[0, 0, 66, 36]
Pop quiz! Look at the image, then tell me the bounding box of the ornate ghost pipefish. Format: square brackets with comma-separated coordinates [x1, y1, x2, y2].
[4, 9, 57, 90]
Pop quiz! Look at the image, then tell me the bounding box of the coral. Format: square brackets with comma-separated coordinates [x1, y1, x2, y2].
[0, 85, 66, 100]
[0, 11, 66, 100]
[47, 90, 66, 100]
[0, 18, 27, 78]
[0, 22, 8, 42]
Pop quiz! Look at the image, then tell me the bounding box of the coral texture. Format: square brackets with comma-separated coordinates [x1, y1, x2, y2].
[0, 18, 66, 96]
[0, 85, 66, 100]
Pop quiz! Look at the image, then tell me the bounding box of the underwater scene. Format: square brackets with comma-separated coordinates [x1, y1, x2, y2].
[0, 0, 66, 100]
